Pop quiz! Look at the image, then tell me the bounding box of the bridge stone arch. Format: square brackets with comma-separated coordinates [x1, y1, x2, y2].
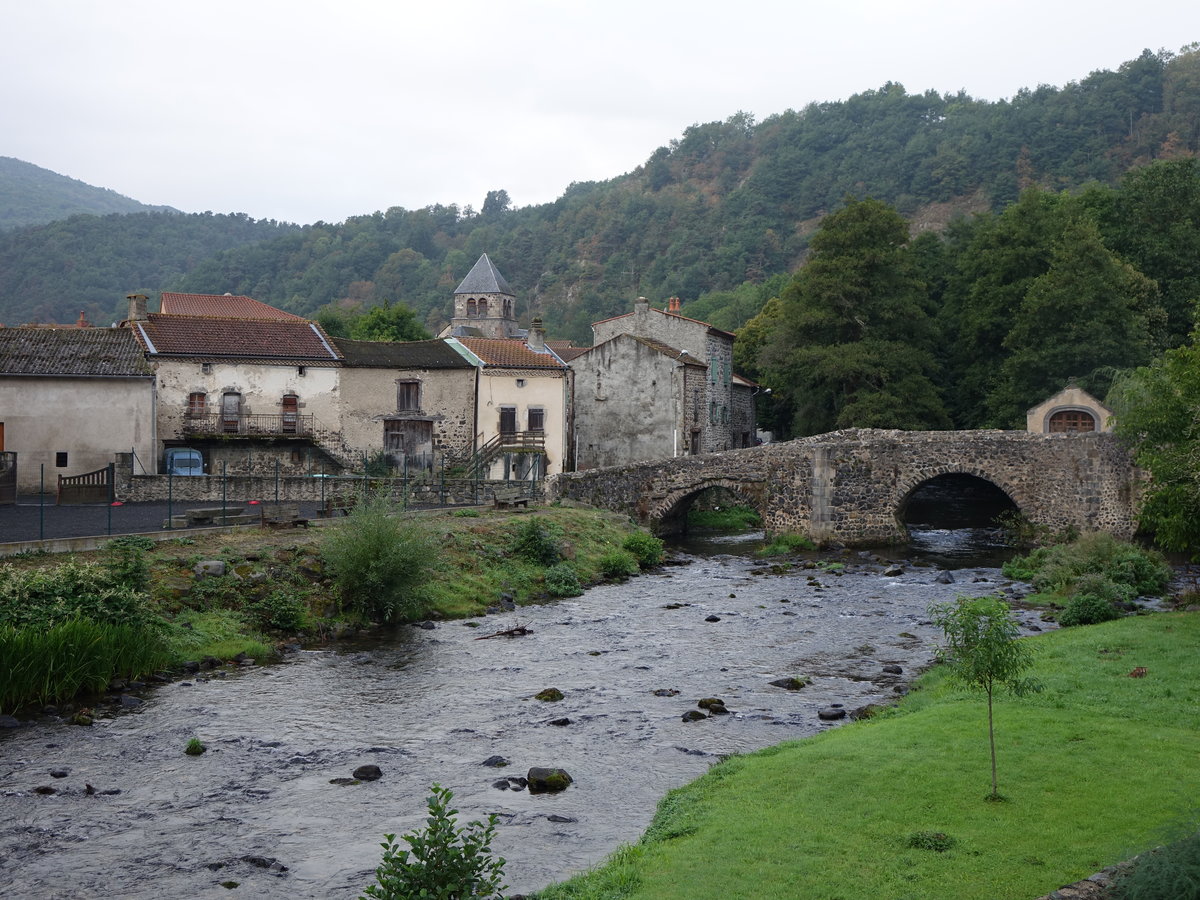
[647, 477, 768, 535]
[893, 465, 1029, 518]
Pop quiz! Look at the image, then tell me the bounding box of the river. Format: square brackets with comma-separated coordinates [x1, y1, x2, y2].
[0, 530, 1036, 898]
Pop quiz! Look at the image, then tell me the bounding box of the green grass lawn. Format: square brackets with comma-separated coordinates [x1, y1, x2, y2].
[536, 613, 1200, 900]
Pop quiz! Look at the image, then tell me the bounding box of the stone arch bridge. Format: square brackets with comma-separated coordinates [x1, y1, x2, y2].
[548, 429, 1142, 545]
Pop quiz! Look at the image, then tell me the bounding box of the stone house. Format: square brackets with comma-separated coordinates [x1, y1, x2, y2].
[123, 293, 347, 475]
[447, 320, 572, 480]
[331, 337, 477, 472]
[0, 325, 156, 493]
[1026, 386, 1115, 433]
[574, 296, 754, 467]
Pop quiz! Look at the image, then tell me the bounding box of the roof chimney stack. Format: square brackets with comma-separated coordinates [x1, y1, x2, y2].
[126, 293, 149, 322]
[76, 310, 91, 328]
[667, 296, 681, 313]
[528, 316, 546, 351]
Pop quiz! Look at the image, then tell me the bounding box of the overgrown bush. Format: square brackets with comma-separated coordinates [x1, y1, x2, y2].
[544, 563, 583, 598]
[321, 498, 438, 622]
[361, 784, 506, 900]
[509, 517, 564, 567]
[1110, 830, 1200, 900]
[0, 559, 160, 631]
[103, 535, 155, 591]
[248, 587, 310, 632]
[622, 531, 664, 568]
[1058, 592, 1123, 627]
[1002, 533, 1171, 599]
[756, 533, 816, 557]
[598, 549, 639, 579]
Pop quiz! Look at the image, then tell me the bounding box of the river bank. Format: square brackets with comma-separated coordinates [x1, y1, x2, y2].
[0, 542, 1031, 897]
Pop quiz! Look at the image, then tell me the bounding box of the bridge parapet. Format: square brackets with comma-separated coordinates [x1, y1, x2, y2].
[549, 428, 1143, 546]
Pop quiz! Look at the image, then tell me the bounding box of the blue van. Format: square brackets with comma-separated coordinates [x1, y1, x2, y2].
[164, 448, 204, 476]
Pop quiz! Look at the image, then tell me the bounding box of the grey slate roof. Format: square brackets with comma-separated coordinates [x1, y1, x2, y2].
[332, 337, 474, 369]
[0, 327, 153, 377]
[454, 254, 513, 296]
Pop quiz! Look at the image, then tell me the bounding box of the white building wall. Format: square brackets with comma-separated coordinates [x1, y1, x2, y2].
[0, 376, 157, 492]
[476, 369, 569, 477]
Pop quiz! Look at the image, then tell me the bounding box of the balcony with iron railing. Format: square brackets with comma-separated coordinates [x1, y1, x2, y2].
[181, 412, 315, 437]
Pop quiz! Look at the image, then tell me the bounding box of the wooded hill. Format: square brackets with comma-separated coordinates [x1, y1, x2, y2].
[0, 46, 1197, 343]
[0, 157, 172, 231]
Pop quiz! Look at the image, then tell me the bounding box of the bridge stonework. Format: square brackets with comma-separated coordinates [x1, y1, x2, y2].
[548, 429, 1142, 546]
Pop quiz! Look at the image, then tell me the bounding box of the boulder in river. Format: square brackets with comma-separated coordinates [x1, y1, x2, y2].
[527, 767, 573, 793]
[698, 697, 729, 714]
[681, 710, 707, 722]
[352, 764, 382, 781]
[818, 705, 847, 721]
[535, 688, 564, 702]
[769, 677, 811, 691]
[481, 755, 510, 768]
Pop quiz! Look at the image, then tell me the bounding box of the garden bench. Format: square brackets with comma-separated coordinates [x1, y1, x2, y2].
[491, 486, 530, 509]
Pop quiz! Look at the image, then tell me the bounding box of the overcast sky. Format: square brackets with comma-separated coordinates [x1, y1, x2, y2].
[3, 1, 1196, 225]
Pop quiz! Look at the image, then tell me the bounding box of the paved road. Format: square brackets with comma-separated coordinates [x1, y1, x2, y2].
[0, 496, 326, 545]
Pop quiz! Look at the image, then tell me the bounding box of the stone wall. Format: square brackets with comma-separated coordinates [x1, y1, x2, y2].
[548, 429, 1143, 545]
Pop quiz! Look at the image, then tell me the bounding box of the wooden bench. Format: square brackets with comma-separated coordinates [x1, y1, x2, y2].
[260, 502, 309, 528]
[492, 486, 530, 509]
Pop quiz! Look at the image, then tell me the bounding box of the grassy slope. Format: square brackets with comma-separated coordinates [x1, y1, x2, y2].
[537, 613, 1200, 900]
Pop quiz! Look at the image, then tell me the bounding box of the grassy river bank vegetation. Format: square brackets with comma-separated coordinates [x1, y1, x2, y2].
[527, 536, 1196, 900]
[0, 504, 655, 715]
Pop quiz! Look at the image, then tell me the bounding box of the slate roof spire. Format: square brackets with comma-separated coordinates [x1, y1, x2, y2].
[454, 254, 512, 296]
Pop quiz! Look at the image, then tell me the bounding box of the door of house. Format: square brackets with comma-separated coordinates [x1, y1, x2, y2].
[499, 406, 517, 436]
[384, 420, 434, 471]
[281, 394, 299, 434]
[221, 393, 241, 433]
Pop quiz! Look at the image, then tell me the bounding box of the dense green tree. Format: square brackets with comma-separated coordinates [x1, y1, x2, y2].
[1110, 334, 1200, 555]
[986, 218, 1161, 426]
[761, 198, 949, 436]
[348, 300, 431, 342]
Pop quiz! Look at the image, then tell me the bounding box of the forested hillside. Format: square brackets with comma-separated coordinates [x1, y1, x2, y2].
[0, 157, 171, 231]
[0, 46, 1197, 343]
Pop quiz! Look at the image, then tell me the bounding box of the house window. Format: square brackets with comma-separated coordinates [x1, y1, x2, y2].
[478, 298, 489, 317]
[397, 381, 421, 412]
[1049, 410, 1097, 433]
[690, 429, 701, 455]
[201, 362, 213, 375]
[467, 299, 477, 318]
[281, 394, 299, 434]
[56, 451, 68, 468]
[221, 392, 241, 434]
[528, 408, 545, 432]
[297, 365, 306, 376]
[187, 392, 207, 416]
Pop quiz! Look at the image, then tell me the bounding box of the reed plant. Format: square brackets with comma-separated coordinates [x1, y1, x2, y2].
[0, 619, 171, 712]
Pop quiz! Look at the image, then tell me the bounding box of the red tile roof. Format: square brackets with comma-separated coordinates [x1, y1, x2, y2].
[159, 293, 306, 321]
[129, 314, 340, 361]
[458, 338, 568, 369]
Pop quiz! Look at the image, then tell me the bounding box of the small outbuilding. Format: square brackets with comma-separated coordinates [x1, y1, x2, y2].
[1026, 386, 1113, 434]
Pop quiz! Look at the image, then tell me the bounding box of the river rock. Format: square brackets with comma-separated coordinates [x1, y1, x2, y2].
[769, 677, 811, 691]
[548, 717, 571, 727]
[49, 769, 69, 778]
[481, 755, 510, 768]
[194, 560, 226, 578]
[118, 694, 143, 708]
[882, 664, 903, 675]
[934, 571, 955, 584]
[527, 767, 573, 793]
[546, 814, 577, 824]
[697, 697, 728, 713]
[818, 705, 847, 721]
[535, 688, 564, 702]
[0, 714, 22, 729]
[352, 764, 382, 781]
[704, 615, 721, 622]
[883, 564, 904, 577]
[681, 710, 707, 722]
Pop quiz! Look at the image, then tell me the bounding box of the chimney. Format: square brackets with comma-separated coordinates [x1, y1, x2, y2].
[528, 316, 546, 352]
[76, 310, 91, 328]
[667, 296, 681, 313]
[126, 293, 149, 322]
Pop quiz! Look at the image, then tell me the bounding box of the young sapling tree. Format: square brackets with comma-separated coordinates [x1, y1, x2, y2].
[930, 595, 1039, 801]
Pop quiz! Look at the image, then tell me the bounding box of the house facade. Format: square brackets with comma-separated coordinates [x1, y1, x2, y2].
[0, 326, 156, 492]
[331, 337, 477, 472]
[123, 293, 347, 474]
[1026, 386, 1115, 433]
[448, 320, 572, 480]
[576, 296, 752, 466]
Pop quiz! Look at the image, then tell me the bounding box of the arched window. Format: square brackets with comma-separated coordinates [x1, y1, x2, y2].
[478, 298, 489, 317]
[467, 299, 477, 318]
[1048, 409, 1096, 433]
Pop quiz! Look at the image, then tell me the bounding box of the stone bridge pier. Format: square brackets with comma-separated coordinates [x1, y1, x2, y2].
[548, 429, 1142, 546]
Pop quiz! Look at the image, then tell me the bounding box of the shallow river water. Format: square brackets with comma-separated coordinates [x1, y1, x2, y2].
[0, 536, 1037, 898]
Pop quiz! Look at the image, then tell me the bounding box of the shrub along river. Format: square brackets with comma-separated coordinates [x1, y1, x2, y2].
[0, 525, 1038, 898]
